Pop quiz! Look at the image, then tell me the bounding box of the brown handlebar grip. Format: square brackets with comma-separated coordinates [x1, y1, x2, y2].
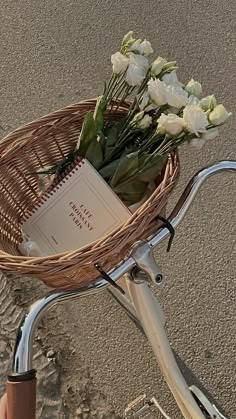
[7, 373, 36, 419]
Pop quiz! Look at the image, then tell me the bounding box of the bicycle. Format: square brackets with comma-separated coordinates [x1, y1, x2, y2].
[5, 160, 235, 419]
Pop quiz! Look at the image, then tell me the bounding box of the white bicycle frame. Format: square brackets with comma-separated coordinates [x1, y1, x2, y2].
[8, 161, 236, 419]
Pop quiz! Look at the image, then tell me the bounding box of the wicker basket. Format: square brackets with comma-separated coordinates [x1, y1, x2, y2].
[0, 100, 179, 289]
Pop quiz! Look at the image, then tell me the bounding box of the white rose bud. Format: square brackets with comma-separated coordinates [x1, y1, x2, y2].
[132, 111, 144, 123]
[199, 95, 217, 111]
[209, 104, 232, 125]
[129, 39, 153, 56]
[111, 52, 129, 74]
[185, 78, 202, 98]
[162, 61, 177, 71]
[138, 114, 152, 129]
[140, 39, 153, 56]
[187, 95, 199, 105]
[129, 39, 142, 53]
[151, 57, 167, 76]
[201, 127, 219, 141]
[139, 91, 150, 110]
[148, 79, 167, 106]
[183, 105, 208, 136]
[126, 53, 149, 86]
[157, 113, 185, 136]
[162, 70, 182, 88]
[122, 31, 135, 47]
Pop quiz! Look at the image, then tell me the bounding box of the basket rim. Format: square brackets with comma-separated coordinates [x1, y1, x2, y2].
[0, 99, 130, 161]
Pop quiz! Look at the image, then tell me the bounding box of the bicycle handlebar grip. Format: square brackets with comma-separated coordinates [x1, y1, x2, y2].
[7, 371, 36, 419]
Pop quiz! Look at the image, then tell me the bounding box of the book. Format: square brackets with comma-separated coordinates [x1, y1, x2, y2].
[20, 158, 131, 255]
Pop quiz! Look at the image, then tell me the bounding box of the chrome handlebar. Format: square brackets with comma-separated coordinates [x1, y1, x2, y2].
[150, 160, 236, 248]
[12, 160, 236, 373]
[112, 160, 236, 283]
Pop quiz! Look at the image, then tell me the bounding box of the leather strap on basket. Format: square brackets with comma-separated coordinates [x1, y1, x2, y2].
[94, 263, 125, 295]
[156, 215, 175, 252]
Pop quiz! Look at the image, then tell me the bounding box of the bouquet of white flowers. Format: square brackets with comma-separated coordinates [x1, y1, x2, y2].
[39, 31, 231, 205]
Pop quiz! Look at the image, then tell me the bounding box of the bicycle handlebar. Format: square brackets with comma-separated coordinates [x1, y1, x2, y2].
[149, 160, 236, 248]
[11, 160, 236, 375]
[109, 160, 236, 281]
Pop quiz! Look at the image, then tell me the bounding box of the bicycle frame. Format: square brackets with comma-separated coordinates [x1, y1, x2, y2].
[6, 160, 236, 419]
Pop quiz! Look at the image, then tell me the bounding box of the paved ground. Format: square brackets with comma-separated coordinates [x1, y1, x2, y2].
[0, 1, 235, 418]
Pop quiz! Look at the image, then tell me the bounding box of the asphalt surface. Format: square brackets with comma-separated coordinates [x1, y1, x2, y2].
[0, 1, 235, 418]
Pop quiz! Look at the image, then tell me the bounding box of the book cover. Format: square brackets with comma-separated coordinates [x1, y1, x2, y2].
[21, 158, 131, 255]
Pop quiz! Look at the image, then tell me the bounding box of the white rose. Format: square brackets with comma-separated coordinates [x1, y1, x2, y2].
[201, 127, 219, 140]
[183, 105, 208, 135]
[140, 39, 153, 56]
[189, 138, 206, 149]
[138, 114, 152, 129]
[148, 78, 188, 109]
[187, 95, 199, 105]
[148, 79, 167, 106]
[111, 52, 129, 74]
[209, 104, 232, 125]
[157, 113, 185, 135]
[165, 84, 188, 108]
[162, 71, 182, 88]
[199, 95, 217, 111]
[185, 78, 202, 97]
[160, 71, 188, 108]
[151, 57, 167, 76]
[126, 53, 149, 86]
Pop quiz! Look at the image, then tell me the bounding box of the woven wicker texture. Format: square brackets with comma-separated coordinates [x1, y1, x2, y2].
[0, 100, 179, 289]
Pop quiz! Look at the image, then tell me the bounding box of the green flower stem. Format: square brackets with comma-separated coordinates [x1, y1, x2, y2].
[113, 85, 131, 111]
[109, 75, 126, 98]
[114, 97, 139, 140]
[111, 79, 126, 99]
[104, 74, 125, 104]
[103, 75, 116, 100]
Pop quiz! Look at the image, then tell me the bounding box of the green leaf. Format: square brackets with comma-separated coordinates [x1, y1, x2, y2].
[104, 120, 124, 158]
[93, 96, 106, 132]
[85, 138, 103, 170]
[99, 159, 120, 180]
[78, 112, 97, 157]
[137, 155, 167, 182]
[110, 151, 139, 188]
[114, 179, 147, 205]
[98, 132, 106, 152]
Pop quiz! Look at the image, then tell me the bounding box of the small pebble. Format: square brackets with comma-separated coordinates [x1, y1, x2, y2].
[204, 349, 212, 359]
[46, 350, 56, 359]
[83, 407, 90, 412]
[76, 407, 83, 415]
